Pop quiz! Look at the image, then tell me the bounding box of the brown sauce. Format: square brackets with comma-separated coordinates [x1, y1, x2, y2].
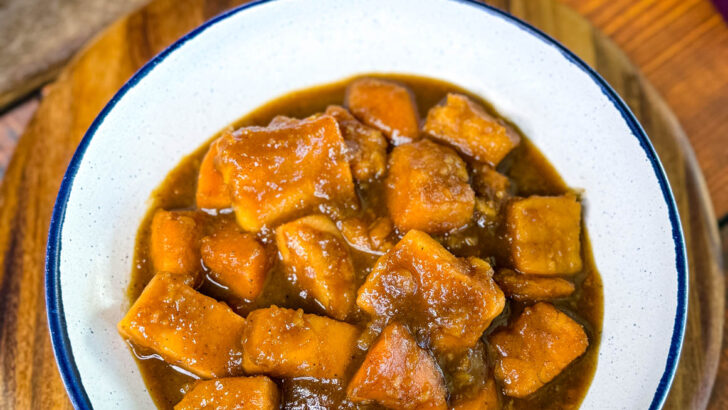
[125, 74, 603, 409]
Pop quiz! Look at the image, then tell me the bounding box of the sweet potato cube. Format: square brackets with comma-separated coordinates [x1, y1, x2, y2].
[357, 230, 505, 352]
[386, 139, 475, 234]
[196, 138, 231, 209]
[174, 376, 279, 410]
[276, 215, 357, 320]
[494, 268, 575, 302]
[472, 163, 510, 202]
[347, 323, 447, 410]
[216, 115, 358, 232]
[326, 105, 388, 182]
[489, 302, 588, 398]
[424, 93, 520, 166]
[117, 273, 246, 378]
[451, 377, 500, 410]
[201, 230, 268, 300]
[506, 195, 582, 274]
[149, 209, 203, 285]
[346, 78, 419, 144]
[242, 306, 360, 379]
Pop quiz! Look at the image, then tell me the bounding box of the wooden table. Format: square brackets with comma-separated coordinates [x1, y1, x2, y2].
[0, 0, 725, 408]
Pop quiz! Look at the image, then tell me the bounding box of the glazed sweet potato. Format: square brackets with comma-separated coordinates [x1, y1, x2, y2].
[174, 376, 279, 410]
[494, 268, 575, 302]
[196, 138, 231, 210]
[346, 78, 420, 144]
[149, 209, 203, 286]
[347, 323, 447, 409]
[451, 377, 500, 410]
[276, 215, 357, 320]
[326, 105, 388, 182]
[117, 273, 246, 378]
[200, 229, 268, 300]
[338, 216, 395, 255]
[241, 306, 360, 379]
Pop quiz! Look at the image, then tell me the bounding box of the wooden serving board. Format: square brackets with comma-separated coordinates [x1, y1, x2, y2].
[0, 0, 722, 409]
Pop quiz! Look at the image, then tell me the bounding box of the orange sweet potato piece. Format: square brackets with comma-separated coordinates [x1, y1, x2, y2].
[242, 306, 360, 379]
[216, 115, 358, 232]
[276, 215, 357, 320]
[118, 273, 246, 378]
[174, 376, 279, 410]
[326, 105, 388, 182]
[200, 229, 268, 300]
[149, 209, 203, 285]
[451, 377, 500, 410]
[494, 269, 575, 302]
[423, 93, 520, 166]
[338, 216, 395, 255]
[357, 230, 505, 353]
[385, 139, 475, 234]
[471, 163, 510, 202]
[489, 302, 588, 398]
[346, 78, 420, 144]
[196, 139, 231, 209]
[506, 195, 582, 275]
[347, 323, 447, 409]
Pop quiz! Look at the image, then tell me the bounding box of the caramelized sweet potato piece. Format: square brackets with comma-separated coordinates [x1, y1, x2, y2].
[118, 273, 246, 378]
[200, 229, 268, 300]
[268, 115, 301, 128]
[216, 115, 358, 232]
[471, 163, 510, 202]
[451, 377, 500, 410]
[357, 230, 505, 353]
[346, 78, 420, 144]
[326, 105, 388, 182]
[338, 216, 395, 255]
[242, 306, 360, 379]
[494, 269, 575, 302]
[423, 93, 520, 166]
[276, 215, 357, 320]
[489, 302, 588, 398]
[506, 195, 582, 274]
[174, 376, 279, 410]
[347, 323, 447, 410]
[196, 139, 231, 209]
[386, 139, 475, 234]
[149, 209, 203, 285]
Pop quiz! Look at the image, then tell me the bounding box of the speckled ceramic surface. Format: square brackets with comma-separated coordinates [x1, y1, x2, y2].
[46, 0, 687, 408]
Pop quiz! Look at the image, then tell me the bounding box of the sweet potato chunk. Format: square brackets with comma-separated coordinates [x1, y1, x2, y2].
[472, 163, 510, 202]
[423, 93, 520, 166]
[347, 323, 447, 410]
[174, 376, 279, 410]
[506, 195, 582, 274]
[149, 209, 203, 285]
[357, 230, 505, 352]
[201, 230, 268, 300]
[386, 139, 475, 234]
[494, 269, 575, 302]
[118, 273, 246, 378]
[242, 306, 360, 379]
[451, 377, 500, 410]
[326, 105, 388, 182]
[489, 302, 588, 398]
[276, 215, 357, 320]
[338, 216, 395, 255]
[196, 139, 231, 209]
[346, 78, 419, 144]
[216, 115, 358, 232]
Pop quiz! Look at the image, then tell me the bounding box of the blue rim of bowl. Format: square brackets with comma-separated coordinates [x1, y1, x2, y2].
[45, 0, 688, 408]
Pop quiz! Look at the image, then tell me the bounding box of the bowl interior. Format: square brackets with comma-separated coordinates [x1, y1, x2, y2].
[47, 0, 686, 408]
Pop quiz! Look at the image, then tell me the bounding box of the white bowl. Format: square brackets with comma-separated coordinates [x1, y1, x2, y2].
[45, 0, 687, 408]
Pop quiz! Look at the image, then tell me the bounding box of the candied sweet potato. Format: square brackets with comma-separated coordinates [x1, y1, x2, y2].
[241, 306, 360, 379]
[118, 273, 246, 378]
[451, 377, 500, 410]
[196, 138, 231, 209]
[357, 230, 505, 352]
[346, 78, 420, 144]
[174, 376, 279, 410]
[489, 302, 588, 398]
[276, 215, 357, 320]
[326, 105, 388, 182]
[494, 269, 575, 302]
[471, 163, 510, 202]
[149, 209, 203, 285]
[215, 115, 358, 232]
[338, 216, 394, 255]
[347, 323, 447, 410]
[423, 93, 520, 166]
[386, 139, 475, 234]
[506, 195, 582, 275]
[200, 229, 268, 300]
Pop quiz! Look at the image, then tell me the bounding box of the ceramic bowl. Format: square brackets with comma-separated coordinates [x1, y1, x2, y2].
[46, 0, 687, 408]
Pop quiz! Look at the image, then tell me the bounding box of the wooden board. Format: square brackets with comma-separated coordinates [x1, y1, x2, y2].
[0, 0, 722, 408]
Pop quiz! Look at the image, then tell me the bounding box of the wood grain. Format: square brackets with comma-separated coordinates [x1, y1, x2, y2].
[0, 0, 722, 409]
